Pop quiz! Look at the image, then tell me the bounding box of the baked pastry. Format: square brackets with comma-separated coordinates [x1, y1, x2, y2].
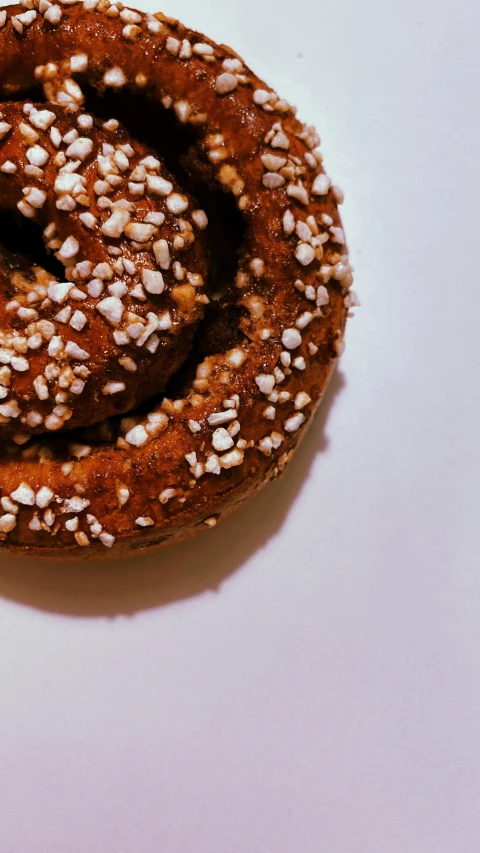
[0, 1, 356, 558]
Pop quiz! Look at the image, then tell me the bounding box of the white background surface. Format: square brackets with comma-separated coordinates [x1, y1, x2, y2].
[1, 0, 480, 850]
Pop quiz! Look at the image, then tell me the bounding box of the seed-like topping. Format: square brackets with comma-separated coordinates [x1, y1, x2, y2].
[222, 59, 242, 74]
[109, 282, 128, 299]
[176, 39, 191, 59]
[166, 193, 189, 214]
[166, 36, 180, 54]
[287, 183, 309, 205]
[78, 211, 96, 230]
[285, 413, 305, 433]
[12, 10, 36, 34]
[78, 114, 93, 130]
[65, 496, 90, 514]
[330, 226, 345, 245]
[125, 222, 155, 242]
[57, 236, 79, 262]
[136, 517, 155, 527]
[283, 209, 295, 236]
[1, 161, 17, 174]
[263, 172, 285, 189]
[295, 243, 315, 266]
[98, 532, 114, 548]
[296, 221, 311, 241]
[0, 514, 16, 533]
[17, 199, 34, 218]
[48, 281, 73, 304]
[65, 341, 89, 360]
[44, 5, 62, 25]
[253, 89, 271, 105]
[0, 400, 20, 418]
[282, 328, 302, 350]
[144, 212, 164, 226]
[207, 409, 237, 426]
[11, 482, 36, 506]
[24, 187, 46, 209]
[152, 239, 170, 270]
[123, 23, 141, 39]
[203, 455, 219, 475]
[102, 208, 130, 238]
[332, 186, 345, 204]
[27, 145, 49, 167]
[140, 155, 160, 170]
[103, 67, 127, 88]
[11, 356, 29, 372]
[219, 448, 244, 469]
[295, 392, 311, 410]
[194, 42, 215, 56]
[125, 424, 149, 447]
[96, 296, 124, 326]
[250, 258, 265, 278]
[295, 313, 313, 332]
[66, 137, 93, 161]
[216, 72, 238, 94]
[93, 263, 114, 280]
[191, 209, 208, 230]
[119, 8, 141, 24]
[316, 285, 330, 307]
[293, 356, 306, 370]
[103, 382, 126, 395]
[33, 375, 49, 401]
[259, 437, 273, 455]
[128, 181, 143, 197]
[174, 100, 192, 123]
[70, 53, 89, 74]
[312, 173, 331, 195]
[36, 486, 54, 509]
[256, 374, 276, 395]
[212, 428, 234, 452]
[226, 347, 246, 368]
[0, 121, 12, 140]
[271, 131, 290, 150]
[146, 174, 173, 196]
[19, 122, 38, 145]
[113, 150, 129, 171]
[1, 497, 17, 514]
[142, 269, 165, 295]
[116, 485, 130, 506]
[70, 310, 87, 331]
[261, 153, 287, 172]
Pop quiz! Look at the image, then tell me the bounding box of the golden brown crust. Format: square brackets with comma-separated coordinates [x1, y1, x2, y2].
[0, 103, 208, 437]
[0, 1, 354, 558]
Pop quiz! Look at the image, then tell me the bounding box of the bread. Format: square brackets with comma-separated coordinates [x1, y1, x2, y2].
[0, 1, 355, 558]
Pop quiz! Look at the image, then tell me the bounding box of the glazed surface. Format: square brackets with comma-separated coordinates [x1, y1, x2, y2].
[0, 1, 354, 557]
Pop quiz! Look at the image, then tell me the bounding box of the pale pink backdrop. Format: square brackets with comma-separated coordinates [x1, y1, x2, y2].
[1, 0, 480, 850]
